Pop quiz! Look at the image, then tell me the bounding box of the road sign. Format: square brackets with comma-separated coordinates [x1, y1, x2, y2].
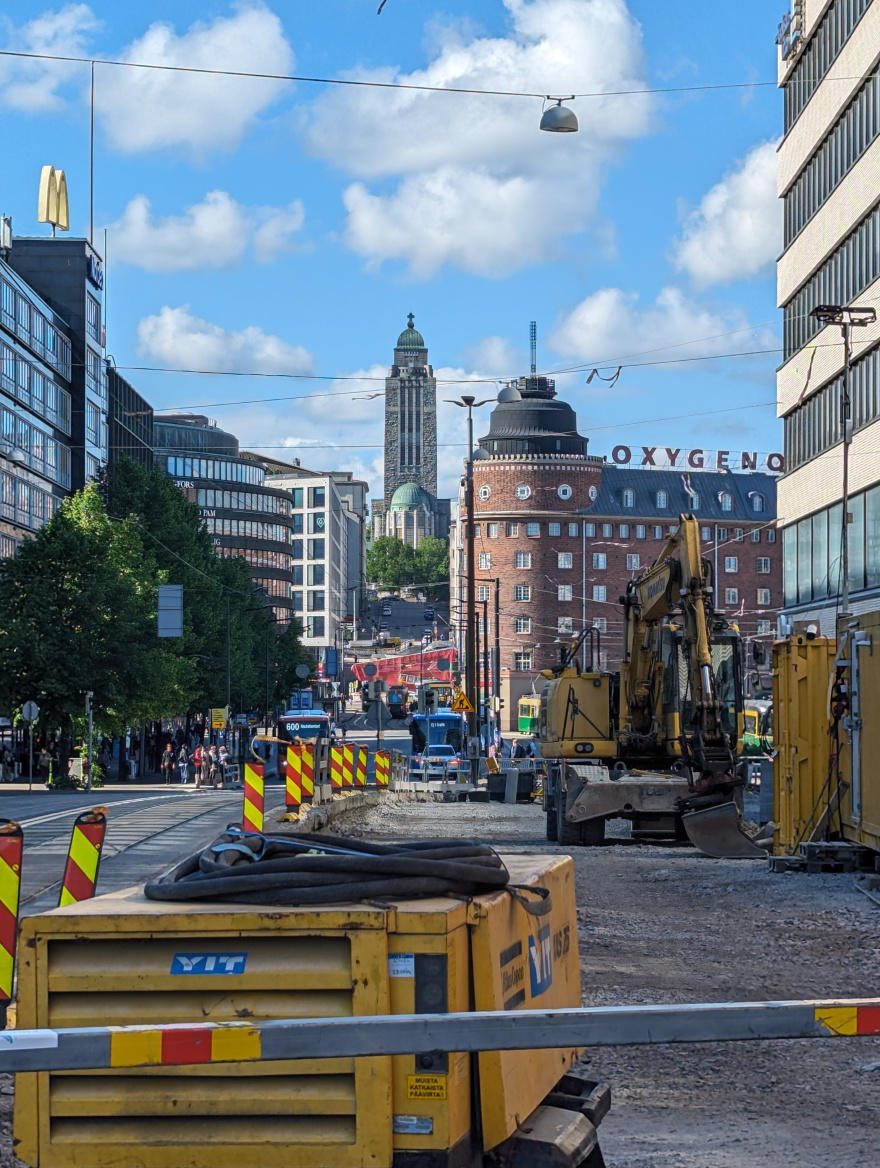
[363, 663, 378, 677]
[451, 692, 474, 714]
[22, 701, 39, 723]
[295, 664, 311, 679]
[210, 707, 228, 729]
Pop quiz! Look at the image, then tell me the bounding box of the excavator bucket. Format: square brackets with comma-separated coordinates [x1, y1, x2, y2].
[681, 801, 767, 859]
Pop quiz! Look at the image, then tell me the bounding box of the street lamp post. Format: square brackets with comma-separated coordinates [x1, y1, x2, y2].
[810, 305, 877, 615]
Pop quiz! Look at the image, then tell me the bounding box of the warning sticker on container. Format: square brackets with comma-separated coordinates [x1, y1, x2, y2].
[406, 1074, 447, 1100]
[393, 1115, 434, 1135]
[0, 1030, 58, 1049]
[388, 953, 415, 978]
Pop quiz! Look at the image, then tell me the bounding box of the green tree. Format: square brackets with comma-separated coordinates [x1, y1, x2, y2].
[366, 536, 418, 589]
[413, 536, 449, 597]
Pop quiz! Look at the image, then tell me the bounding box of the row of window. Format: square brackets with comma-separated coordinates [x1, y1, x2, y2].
[783, 481, 880, 606]
[289, 512, 326, 535]
[166, 455, 265, 485]
[722, 556, 772, 574]
[291, 564, 326, 586]
[252, 577, 292, 601]
[292, 590, 327, 613]
[722, 587, 773, 606]
[479, 483, 574, 502]
[1, 471, 61, 530]
[1, 345, 72, 434]
[85, 400, 107, 451]
[785, 66, 880, 246]
[0, 534, 17, 558]
[216, 545, 293, 571]
[783, 201, 880, 360]
[783, 0, 871, 132]
[1, 278, 72, 381]
[85, 348, 106, 402]
[784, 342, 880, 471]
[284, 486, 326, 509]
[1, 406, 71, 488]
[304, 615, 325, 638]
[195, 488, 290, 515]
[476, 544, 775, 573]
[474, 520, 774, 542]
[204, 517, 291, 543]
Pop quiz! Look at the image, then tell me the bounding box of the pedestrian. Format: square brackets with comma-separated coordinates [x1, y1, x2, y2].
[207, 744, 219, 787]
[192, 743, 203, 788]
[218, 745, 229, 785]
[161, 743, 175, 786]
[177, 744, 189, 784]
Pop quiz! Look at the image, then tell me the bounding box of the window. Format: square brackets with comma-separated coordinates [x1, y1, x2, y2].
[306, 616, 325, 639]
[656, 490, 667, 509]
[514, 651, 533, 671]
[623, 488, 634, 508]
[478, 552, 491, 569]
[720, 492, 732, 512]
[514, 584, 531, 601]
[308, 486, 325, 507]
[86, 294, 101, 343]
[751, 529, 761, 543]
[291, 487, 303, 508]
[725, 588, 739, 604]
[626, 554, 640, 571]
[757, 557, 771, 574]
[86, 348, 103, 397]
[515, 552, 531, 569]
[588, 485, 598, 501]
[601, 524, 612, 538]
[757, 588, 771, 606]
[292, 539, 302, 559]
[558, 584, 573, 601]
[718, 527, 728, 542]
[558, 483, 572, 499]
[473, 524, 481, 538]
[473, 585, 489, 603]
[514, 616, 531, 634]
[734, 528, 744, 542]
[724, 556, 738, 573]
[526, 522, 540, 537]
[592, 585, 607, 603]
[757, 620, 772, 635]
[85, 401, 100, 445]
[488, 523, 498, 538]
[308, 563, 325, 586]
[558, 552, 573, 569]
[514, 484, 531, 499]
[478, 485, 491, 500]
[568, 522, 579, 537]
[619, 524, 629, 538]
[293, 565, 303, 586]
[292, 592, 303, 613]
[506, 523, 519, 537]
[308, 591, 325, 612]
[752, 493, 765, 513]
[636, 525, 646, 539]
[592, 553, 606, 570]
[784, 0, 871, 131]
[308, 512, 326, 534]
[557, 617, 574, 633]
[653, 526, 663, 539]
[701, 526, 712, 541]
[291, 513, 304, 534]
[767, 528, 777, 543]
[584, 523, 596, 537]
[548, 522, 561, 537]
[592, 617, 607, 633]
[308, 538, 325, 559]
[691, 492, 700, 510]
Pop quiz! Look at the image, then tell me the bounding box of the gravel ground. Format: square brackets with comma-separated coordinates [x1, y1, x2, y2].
[344, 799, 880, 1168]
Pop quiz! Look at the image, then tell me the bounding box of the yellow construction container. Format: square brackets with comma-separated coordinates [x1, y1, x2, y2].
[836, 610, 880, 854]
[772, 633, 837, 853]
[14, 854, 581, 1168]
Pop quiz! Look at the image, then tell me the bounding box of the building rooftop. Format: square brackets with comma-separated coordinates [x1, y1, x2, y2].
[585, 465, 777, 521]
[390, 481, 433, 510]
[396, 312, 426, 350]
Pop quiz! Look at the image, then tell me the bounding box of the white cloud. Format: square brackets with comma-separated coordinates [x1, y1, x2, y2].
[0, 4, 99, 112]
[552, 285, 777, 366]
[137, 305, 314, 375]
[96, 3, 293, 154]
[305, 0, 654, 277]
[672, 140, 781, 288]
[108, 191, 304, 271]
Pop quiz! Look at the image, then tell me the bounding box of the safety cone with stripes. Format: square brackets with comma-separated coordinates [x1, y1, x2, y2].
[341, 744, 355, 789]
[329, 747, 344, 792]
[242, 762, 264, 833]
[374, 751, 390, 788]
[285, 747, 302, 812]
[300, 744, 314, 803]
[0, 820, 22, 1027]
[59, 808, 107, 907]
[354, 746, 367, 788]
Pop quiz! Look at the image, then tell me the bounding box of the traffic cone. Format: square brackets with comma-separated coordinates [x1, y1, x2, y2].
[0, 820, 22, 1028]
[59, 808, 107, 907]
[242, 762, 264, 833]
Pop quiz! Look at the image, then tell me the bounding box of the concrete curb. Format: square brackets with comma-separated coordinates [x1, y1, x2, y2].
[267, 788, 432, 833]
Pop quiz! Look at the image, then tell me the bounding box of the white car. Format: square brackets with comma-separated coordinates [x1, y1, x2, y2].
[410, 744, 464, 780]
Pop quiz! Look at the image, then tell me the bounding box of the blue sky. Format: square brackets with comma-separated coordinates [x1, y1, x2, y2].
[0, 0, 783, 500]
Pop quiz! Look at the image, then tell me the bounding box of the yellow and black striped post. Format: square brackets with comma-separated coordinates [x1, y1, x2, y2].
[59, 808, 107, 907]
[300, 744, 314, 803]
[243, 762, 264, 833]
[374, 751, 390, 788]
[0, 820, 22, 1024]
[354, 746, 367, 788]
[341, 744, 355, 789]
[329, 747, 344, 792]
[285, 747, 302, 811]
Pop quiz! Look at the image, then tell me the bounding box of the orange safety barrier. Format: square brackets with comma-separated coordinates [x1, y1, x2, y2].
[300, 744, 314, 803]
[341, 744, 355, 789]
[354, 746, 367, 788]
[329, 747, 344, 791]
[285, 747, 302, 810]
[374, 751, 390, 788]
[243, 761, 264, 833]
[59, 808, 107, 907]
[0, 820, 23, 1018]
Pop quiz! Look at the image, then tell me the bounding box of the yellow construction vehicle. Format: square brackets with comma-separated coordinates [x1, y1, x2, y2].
[539, 514, 764, 858]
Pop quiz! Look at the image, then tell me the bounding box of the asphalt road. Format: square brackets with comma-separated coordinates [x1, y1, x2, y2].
[1, 784, 286, 916]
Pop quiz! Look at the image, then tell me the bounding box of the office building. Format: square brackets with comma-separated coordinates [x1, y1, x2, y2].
[777, 0, 880, 629]
[107, 367, 153, 470]
[451, 375, 781, 730]
[154, 414, 295, 623]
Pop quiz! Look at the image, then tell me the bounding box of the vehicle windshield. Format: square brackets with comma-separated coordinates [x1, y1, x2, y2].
[417, 715, 463, 752]
[277, 717, 330, 742]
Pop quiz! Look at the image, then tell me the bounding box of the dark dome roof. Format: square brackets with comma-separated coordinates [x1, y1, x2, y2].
[478, 376, 586, 457]
[396, 313, 425, 350]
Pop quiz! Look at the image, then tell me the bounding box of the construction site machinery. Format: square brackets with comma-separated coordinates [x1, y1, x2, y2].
[14, 853, 607, 1168]
[539, 514, 764, 859]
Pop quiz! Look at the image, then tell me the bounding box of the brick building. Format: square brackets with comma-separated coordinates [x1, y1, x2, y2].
[450, 376, 781, 731]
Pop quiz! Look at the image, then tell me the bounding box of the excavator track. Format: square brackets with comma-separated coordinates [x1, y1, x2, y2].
[681, 801, 767, 859]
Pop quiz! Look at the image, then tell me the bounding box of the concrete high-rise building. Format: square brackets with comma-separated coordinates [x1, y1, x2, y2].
[776, 0, 880, 628]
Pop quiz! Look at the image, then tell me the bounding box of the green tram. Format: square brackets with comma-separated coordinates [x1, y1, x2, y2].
[517, 694, 541, 735]
[742, 699, 773, 756]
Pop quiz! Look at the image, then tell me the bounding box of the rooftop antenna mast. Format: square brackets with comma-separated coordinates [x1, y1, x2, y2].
[530, 321, 537, 377]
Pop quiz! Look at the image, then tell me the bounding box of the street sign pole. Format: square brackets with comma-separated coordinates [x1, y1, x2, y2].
[22, 701, 40, 792]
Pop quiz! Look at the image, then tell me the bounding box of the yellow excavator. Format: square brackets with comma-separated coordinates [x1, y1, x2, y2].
[538, 514, 765, 858]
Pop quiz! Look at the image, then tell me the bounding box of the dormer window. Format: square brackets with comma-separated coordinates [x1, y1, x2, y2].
[691, 492, 700, 510]
[752, 493, 764, 512]
[623, 488, 634, 508]
[656, 490, 667, 509]
[721, 492, 732, 512]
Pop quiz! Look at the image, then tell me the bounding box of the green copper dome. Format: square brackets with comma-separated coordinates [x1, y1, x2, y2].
[396, 312, 426, 349]
[390, 482, 432, 511]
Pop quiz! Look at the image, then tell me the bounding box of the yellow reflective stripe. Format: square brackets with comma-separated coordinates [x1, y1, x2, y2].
[211, 1026, 261, 1062]
[0, 948, 13, 999]
[243, 798, 263, 827]
[58, 886, 77, 907]
[815, 1006, 858, 1036]
[245, 772, 264, 796]
[69, 826, 100, 883]
[0, 855, 20, 917]
[111, 1030, 162, 1067]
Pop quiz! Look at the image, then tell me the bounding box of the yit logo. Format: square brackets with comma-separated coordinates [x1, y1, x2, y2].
[170, 953, 247, 975]
[528, 926, 553, 997]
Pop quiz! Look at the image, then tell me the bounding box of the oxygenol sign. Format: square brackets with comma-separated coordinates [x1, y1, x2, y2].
[609, 446, 785, 473]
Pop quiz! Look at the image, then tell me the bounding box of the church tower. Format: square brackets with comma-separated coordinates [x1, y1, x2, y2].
[383, 313, 437, 502]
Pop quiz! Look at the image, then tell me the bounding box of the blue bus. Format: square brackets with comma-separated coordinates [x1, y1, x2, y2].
[410, 711, 466, 779]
